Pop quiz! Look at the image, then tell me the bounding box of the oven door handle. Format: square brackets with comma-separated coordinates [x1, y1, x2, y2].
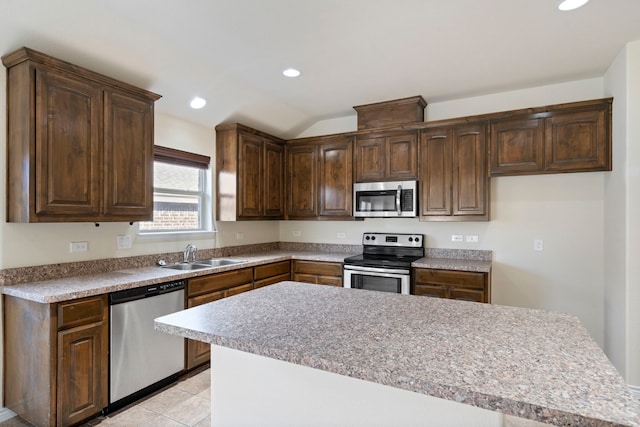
[344, 265, 410, 276]
[396, 185, 402, 216]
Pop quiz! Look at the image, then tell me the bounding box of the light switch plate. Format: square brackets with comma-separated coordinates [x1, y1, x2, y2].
[451, 235, 463, 242]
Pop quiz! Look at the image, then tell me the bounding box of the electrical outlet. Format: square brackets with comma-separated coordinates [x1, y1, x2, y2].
[451, 235, 463, 242]
[117, 235, 132, 249]
[534, 239, 544, 251]
[293, 230, 301, 237]
[465, 235, 479, 243]
[236, 232, 245, 240]
[69, 241, 88, 253]
[337, 232, 346, 239]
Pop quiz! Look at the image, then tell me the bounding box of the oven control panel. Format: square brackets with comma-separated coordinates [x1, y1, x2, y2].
[362, 233, 424, 248]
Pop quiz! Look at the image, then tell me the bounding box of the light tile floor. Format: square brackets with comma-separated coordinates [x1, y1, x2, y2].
[1, 367, 211, 427]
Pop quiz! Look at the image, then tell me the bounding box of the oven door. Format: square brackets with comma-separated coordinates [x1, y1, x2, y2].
[343, 265, 410, 295]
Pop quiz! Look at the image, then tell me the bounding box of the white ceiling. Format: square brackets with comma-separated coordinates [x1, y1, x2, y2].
[2, 0, 640, 138]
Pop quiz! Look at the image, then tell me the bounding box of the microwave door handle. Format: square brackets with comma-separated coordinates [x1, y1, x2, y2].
[396, 185, 402, 216]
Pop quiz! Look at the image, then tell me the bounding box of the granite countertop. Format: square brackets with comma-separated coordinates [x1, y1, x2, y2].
[155, 281, 640, 427]
[0, 248, 492, 303]
[0, 251, 345, 303]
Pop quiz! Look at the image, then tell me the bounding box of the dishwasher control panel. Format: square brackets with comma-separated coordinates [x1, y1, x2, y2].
[109, 279, 185, 305]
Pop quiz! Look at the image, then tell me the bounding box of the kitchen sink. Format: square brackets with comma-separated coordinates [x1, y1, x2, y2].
[160, 259, 246, 270]
[160, 262, 211, 271]
[197, 259, 246, 266]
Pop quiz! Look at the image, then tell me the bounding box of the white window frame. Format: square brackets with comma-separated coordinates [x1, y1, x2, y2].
[137, 147, 216, 241]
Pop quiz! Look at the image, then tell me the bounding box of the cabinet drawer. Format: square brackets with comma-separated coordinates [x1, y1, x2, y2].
[293, 260, 342, 277]
[413, 284, 448, 298]
[317, 276, 343, 287]
[225, 283, 253, 297]
[254, 261, 290, 281]
[188, 291, 224, 308]
[414, 269, 485, 290]
[450, 288, 485, 303]
[57, 295, 106, 330]
[188, 268, 253, 297]
[254, 272, 291, 289]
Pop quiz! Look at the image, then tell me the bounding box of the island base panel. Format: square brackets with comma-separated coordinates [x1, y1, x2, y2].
[210, 345, 509, 427]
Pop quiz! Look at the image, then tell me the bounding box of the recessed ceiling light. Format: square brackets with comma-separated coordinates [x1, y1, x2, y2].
[558, 0, 589, 11]
[190, 97, 206, 109]
[282, 68, 301, 78]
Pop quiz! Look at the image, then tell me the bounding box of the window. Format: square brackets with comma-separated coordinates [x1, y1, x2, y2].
[139, 146, 211, 233]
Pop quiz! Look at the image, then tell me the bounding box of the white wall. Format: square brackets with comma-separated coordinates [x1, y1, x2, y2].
[626, 40, 640, 392]
[604, 41, 640, 387]
[282, 78, 608, 354]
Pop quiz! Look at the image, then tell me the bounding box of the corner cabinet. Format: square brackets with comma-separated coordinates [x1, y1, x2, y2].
[287, 135, 354, 220]
[489, 98, 612, 176]
[419, 121, 489, 221]
[216, 124, 286, 220]
[2, 47, 160, 223]
[4, 295, 108, 427]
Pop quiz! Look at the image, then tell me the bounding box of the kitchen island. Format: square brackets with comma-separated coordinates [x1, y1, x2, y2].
[155, 281, 639, 427]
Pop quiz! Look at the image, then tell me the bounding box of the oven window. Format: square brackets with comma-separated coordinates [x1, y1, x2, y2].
[351, 274, 402, 293]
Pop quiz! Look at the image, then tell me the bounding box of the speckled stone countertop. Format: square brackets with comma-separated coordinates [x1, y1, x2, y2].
[1, 246, 492, 303]
[155, 281, 640, 427]
[0, 251, 344, 303]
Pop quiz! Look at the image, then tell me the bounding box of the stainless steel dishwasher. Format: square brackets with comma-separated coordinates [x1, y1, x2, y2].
[108, 280, 185, 412]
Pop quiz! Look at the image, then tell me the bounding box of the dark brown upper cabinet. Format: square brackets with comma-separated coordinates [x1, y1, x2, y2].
[2, 47, 160, 223]
[215, 123, 285, 221]
[287, 135, 353, 220]
[420, 121, 489, 221]
[354, 131, 418, 182]
[489, 98, 612, 176]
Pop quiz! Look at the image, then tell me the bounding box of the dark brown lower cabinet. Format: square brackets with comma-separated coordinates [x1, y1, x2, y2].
[292, 260, 343, 286]
[185, 261, 292, 370]
[4, 294, 108, 427]
[412, 268, 490, 303]
[254, 260, 291, 288]
[186, 268, 253, 370]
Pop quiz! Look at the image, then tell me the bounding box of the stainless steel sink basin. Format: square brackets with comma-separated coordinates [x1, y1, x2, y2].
[160, 259, 245, 270]
[160, 262, 211, 271]
[197, 259, 246, 266]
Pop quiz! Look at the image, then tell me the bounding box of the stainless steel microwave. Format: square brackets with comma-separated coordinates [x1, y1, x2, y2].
[353, 180, 418, 218]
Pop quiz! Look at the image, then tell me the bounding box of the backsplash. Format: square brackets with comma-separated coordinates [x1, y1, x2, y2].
[0, 242, 490, 286]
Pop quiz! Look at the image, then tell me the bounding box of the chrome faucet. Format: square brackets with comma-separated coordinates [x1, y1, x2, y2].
[183, 243, 197, 263]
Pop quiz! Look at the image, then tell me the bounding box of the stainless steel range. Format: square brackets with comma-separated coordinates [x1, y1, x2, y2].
[343, 232, 424, 294]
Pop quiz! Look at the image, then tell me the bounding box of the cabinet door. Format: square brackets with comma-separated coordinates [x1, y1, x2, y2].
[287, 144, 318, 218]
[490, 117, 544, 176]
[264, 141, 285, 218]
[319, 137, 353, 218]
[103, 89, 154, 220]
[545, 109, 609, 172]
[354, 137, 385, 182]
[57, 322, 108, 426]
[420, 127, 452, 216]
[187, 291, 224, 370]
[452, 123, 488, 217]
[238, 133, 264, 218]
[35, 69, 102, 218]
[386, 133, 418, 180]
